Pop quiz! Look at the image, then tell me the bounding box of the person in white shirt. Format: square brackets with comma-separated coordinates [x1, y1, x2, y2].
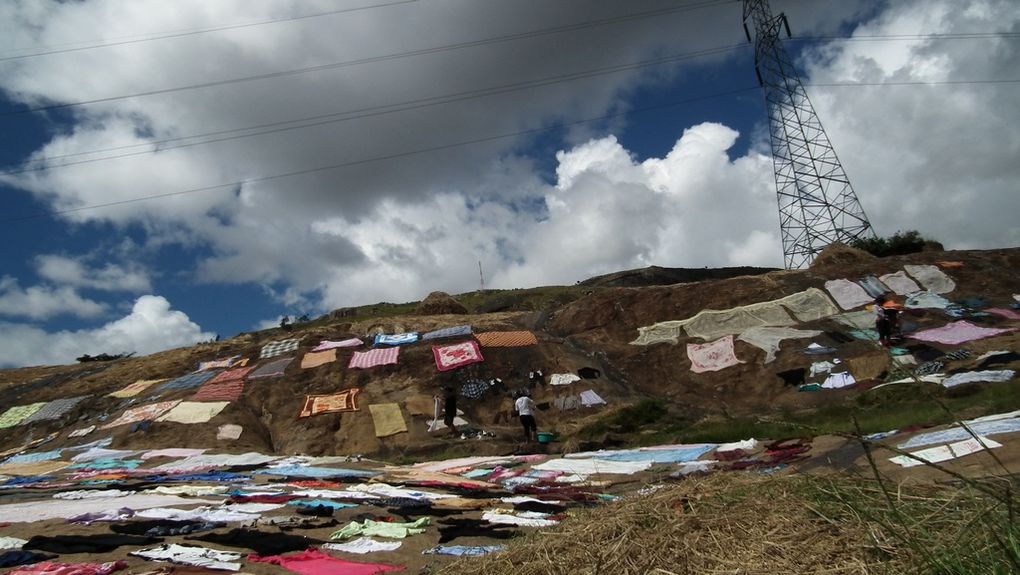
[514, 391, 538, 443]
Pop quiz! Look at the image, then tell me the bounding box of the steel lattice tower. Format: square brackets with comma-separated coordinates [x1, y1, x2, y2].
[743, 0, 874, 269]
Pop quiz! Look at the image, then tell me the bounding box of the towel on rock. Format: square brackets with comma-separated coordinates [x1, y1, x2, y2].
[261, 338, 301, 359]
[824, 279, 873, 310]
[474, 331, 538, 347]
[687, 336, 742, 373]
[904, 264, 956, 294]
[879, 271, 921, 295]
[910, 321, 1013, 346]
[348, 348, 399, 369]
[299, 389, 361, 417]
[432, 340, 484, 372]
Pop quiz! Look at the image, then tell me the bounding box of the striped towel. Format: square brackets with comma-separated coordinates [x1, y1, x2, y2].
[191, 380, 245, 402]
[206, 366, 255, 385]
[474, 331, 539, 347]
[422, 325, 472, 341]
[349, 348, 399, 369]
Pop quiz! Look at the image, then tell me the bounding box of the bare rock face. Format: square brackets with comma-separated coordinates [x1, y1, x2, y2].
[416, 291, 468, 315]
[809, 242, 876, 270]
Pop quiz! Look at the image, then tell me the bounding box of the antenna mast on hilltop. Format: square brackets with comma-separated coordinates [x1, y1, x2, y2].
[743, 0, 875, 268]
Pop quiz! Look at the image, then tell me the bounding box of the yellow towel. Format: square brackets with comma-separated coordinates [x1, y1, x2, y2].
[301, 349, 338, 369]
[109, 379, 165, 398]
[156, 401, 230, 424]
[369, 403, 408, 438]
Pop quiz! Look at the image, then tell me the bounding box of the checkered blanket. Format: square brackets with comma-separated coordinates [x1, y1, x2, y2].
[261, 338, 301, 359]
[206, 366, 256, 385]
[422, 325, 472, 341]
[348, 348, 399, 369]
[299, 389, 362, 417]
[24, 396, 87, 423]
[460, 380, 489, 399]
[156, 371, 219, 392]
[248, 357, 294, 379]
[191, 379, 245, 402]
[311, 338, 363, 352]
[100, 400, 181, 429]
[474, 331, 539, 347]
[373, 332, 419, 346]
[432, 341, 484, 372]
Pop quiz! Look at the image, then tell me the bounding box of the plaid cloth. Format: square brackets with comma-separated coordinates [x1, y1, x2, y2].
[100, 400, 181, 429]
[191, 379, 245, 402]
[301, 349, 338, 369]
[422, 325, 472, 341]
[0, 403, 46, 429]
[206, 366, 256, 385]
[914, 361, 945, 376]
[349, 348, 399, 369]
[941, 349, 972, 361]
[459, 379, 489, 399]
[299, 389, 362, 417]
[24, 396, 88, 423]
[474, 331, 539, 347]
[261, 338, 301, 359]
[432, 340, 484, 372]
[248, 357, 294, 379]
[157, 371, 219, 392]
[311, 338, 363, 352]
[374, 332, 419, 346]
[109, 379, 165, 398]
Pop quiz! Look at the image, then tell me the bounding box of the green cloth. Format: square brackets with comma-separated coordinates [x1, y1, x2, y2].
[0, 403, 46, 429]
[889, 347, 909, 356]
[330, 517, 430, 540]
[798, 383, 822, 392]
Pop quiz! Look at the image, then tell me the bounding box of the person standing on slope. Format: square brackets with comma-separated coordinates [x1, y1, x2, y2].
[514, 391, 538, 443]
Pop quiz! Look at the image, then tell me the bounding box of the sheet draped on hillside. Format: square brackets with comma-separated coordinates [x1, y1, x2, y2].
[206, 367, 255, 385]
[422, 325, 472, 341]
[687, 336, 743, 373]
[311, 338, 363, 352]
[432, 341, 484, 372]
[904, 264, 956, 294]
[824, 279, 873, 310]
[910, 321, 1013, 345]
[190, 379, 245, 402]
[632, 288, 838, 345]
[23, 396, 87, 424]
[156, 371, 219, 392]
[348, 348, 399, 369]
[155, 401, 229, 424]
[248, 357, 293, 379]
[299, 389, 362, 417]
[737, 327, 822, 363]
[300, 349, 337, 369]
[369, 404, 408, 438]
[108, 379, 164, 398]
[474, 331, 539, 347]
[100, 401, 181, 429]
[879, 271, 921, 295]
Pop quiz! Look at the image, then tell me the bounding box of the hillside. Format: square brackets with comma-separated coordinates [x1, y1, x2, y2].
[1, 247, 1018, 461]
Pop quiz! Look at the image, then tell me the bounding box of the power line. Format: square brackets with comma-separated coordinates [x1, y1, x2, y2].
[0, 0, 738, 118]
[1, 43, 749, 176]
[793, 31, 1020, 43]
[0, 0, 420, 62]
[4, 76, 1017, 224]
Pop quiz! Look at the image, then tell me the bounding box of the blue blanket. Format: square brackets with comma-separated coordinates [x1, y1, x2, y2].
[374, 332, 419, 346]
[422, 325, 473, 341]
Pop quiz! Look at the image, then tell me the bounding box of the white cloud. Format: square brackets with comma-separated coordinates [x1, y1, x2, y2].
[0, 0, 1015, 324]
[35, 254, 151, 292]
[0, 295, 214, 368]
[0, 276, 107, 320]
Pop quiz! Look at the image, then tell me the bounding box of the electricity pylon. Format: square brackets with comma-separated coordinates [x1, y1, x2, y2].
[743, 0, 874, 268]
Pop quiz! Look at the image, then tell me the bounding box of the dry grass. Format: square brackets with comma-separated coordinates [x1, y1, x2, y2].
[438, 473, 909, 575]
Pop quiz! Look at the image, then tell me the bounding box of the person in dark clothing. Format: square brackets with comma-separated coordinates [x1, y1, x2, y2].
[442, 385, 458, 437]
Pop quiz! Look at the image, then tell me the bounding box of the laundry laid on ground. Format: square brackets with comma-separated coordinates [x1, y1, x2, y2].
[155, 402, 230, 424]
[368, 404, 408, 438]
[157, 371, 220, 393]
[374, 332, 419, 346]
[432, 340, 484, 372]
[0, 403, 47, 429]
[348, 348, 400, 369]
[422, 325, 473, 341]
[910, 321, 1014, 345]
[687, 336, 743, 373]
[101, 401, 182, 430]
[299, 349, 337, 369]
[311, 338, 363, 351]
[299, 389, 362, 417]
[824, 279, 873, 310]
[261, 339, 301, 359]
[890, 437, 1002, 468]
[108, 379, 164, 398]
[474, 331, 539, 347]
[737, 327, 821, 363]
[248, 357, 294, 379]
[903, 264, 956, 294]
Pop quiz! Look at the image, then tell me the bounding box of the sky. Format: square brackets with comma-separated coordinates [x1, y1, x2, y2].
[0, 0, 1017, 368]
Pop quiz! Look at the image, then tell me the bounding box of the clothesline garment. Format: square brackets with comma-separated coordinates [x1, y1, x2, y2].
[311, 338, 363, 352]
[904, 264, 956, 294]
[824, 279, 874, 310]
[261, 338, 301, 359]
[373, 332, 419, 346]
[687, 335, 743, 373]
[299, 349, 337, 369]
[910, 321, 1014, 345]
[299, 389, 361, 417]
[422, 325, 472, 341]
[348, 348, 399, 369]
[432, 340, 484, 372]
